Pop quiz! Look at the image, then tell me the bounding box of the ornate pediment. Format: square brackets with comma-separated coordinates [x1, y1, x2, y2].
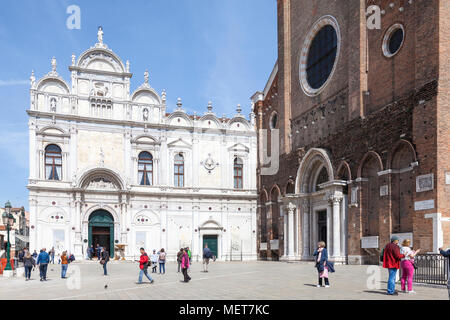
[86, 177, 118, 190]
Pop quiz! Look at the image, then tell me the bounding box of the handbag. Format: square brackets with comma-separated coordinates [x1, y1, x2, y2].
[320, 267, 329, 278]
[100, 260, 105, 265]
[411, 260, 418, 270]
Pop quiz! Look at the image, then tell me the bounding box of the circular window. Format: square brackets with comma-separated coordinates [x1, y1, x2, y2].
[269, 112, 278, 130]
[383, 24, 405, 57]
[300, 16, 341, 96]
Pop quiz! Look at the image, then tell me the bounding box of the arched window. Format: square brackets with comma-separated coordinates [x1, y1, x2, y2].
[45, 144, 62, 180]
[138, 151, 153, 186]
[315, 166, 329, 191]
[174, 153, 184, 187]
[233, 157, 243, 189]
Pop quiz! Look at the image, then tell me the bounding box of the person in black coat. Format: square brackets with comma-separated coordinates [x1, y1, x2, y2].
[439, 247, 450, 299]
[100, 248, 109, 276]
[312, 241, 335, 288]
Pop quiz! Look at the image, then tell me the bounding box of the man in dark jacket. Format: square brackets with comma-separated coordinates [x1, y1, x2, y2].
[439, 247, 450, 299]
[203, 244, 212, 272]
[100, 248, 109, 276]
[36, 248, 50, 281]
[136, 247, 154, 284]
[177, 249, 184, 273]
[383, 236, 405, 295]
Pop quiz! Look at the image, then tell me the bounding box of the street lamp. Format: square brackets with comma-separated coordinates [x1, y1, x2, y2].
[2, 201, 15, 271]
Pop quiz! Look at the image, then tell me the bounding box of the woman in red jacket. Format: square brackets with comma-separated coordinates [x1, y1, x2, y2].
[382, 236, 405, 295]
[136, 247, 154, 284]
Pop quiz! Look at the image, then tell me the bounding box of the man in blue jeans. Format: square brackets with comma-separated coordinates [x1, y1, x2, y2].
[136, 248, 154, 284]
[382, 236, 405, 295]
[36, 248, 50, 281]
[100, 247, 109, 276]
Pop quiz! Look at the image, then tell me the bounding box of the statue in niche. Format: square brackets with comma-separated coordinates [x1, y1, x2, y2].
[50, 98, 57, 112]
[143, 108, 149, 121]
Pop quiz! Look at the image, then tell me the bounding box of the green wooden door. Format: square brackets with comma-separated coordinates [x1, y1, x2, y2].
[203, 235, 218, 257]
[88, 210, 114, 257]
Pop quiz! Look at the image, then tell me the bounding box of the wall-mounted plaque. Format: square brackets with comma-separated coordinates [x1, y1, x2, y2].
[380, 185, 389, 197]
[351, 187, 358, 204]
[270, 239, 279, 250]
[416, 173, 434, 193]
[361, 236, 379, 249]
[414, 199, 434, 211]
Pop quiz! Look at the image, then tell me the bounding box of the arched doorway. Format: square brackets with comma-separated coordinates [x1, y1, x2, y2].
[88, 209, 114, 257]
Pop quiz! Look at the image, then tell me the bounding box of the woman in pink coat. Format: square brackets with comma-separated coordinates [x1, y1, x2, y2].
[181, 249, 191, 283]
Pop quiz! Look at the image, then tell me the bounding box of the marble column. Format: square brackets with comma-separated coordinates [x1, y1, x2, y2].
[283, 209, 288, 258]
[287, 202, 295, 258]
[301, 199, 310, 259]
[330, 194, 343, 258]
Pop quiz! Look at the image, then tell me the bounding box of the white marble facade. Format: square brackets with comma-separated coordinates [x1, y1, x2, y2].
[27, 29, 258, 261]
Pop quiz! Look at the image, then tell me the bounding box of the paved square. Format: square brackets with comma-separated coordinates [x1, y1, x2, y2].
[0, 260, 447, 300]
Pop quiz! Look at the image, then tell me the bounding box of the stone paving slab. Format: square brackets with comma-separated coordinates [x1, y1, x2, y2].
[0, 261, 447, 300]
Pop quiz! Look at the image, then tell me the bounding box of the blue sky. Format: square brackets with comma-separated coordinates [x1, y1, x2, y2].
[0, 0, 277, 210]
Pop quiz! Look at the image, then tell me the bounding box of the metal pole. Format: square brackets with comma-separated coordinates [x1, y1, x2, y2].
[5, 224, 12, 270]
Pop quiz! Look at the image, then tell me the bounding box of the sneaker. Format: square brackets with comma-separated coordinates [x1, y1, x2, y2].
[316, 285, 321, 287]
[325, 285, 330, 288]
[408, 291, 416, 294]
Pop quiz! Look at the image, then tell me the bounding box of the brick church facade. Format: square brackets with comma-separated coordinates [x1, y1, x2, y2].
[253, 0, 450, 264]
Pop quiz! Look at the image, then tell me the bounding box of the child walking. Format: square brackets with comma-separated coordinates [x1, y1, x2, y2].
[312, 241, 334, 287]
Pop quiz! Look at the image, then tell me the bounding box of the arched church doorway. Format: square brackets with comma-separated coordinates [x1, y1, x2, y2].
[88, 209, 114, 257]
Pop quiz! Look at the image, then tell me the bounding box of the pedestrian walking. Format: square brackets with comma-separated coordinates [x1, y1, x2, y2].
[312, 241, 334, 288]
[89, 245, 94, 260]
[136, 248, 154, 284]
[187, 247, 192, 264]
[36, 248, 50, 281]
[61, 251, 69, 279]
[32, 250, 38, 263]
[18, 249, 24, 263]
[49, 247, 55, 264]
[158, 248, 166, 274]
[100, 247, 109, 276]
[177, 248, 184, 273]
[181, 249, 191, 283]
[400, 239, 420, 293]
[438, 247, 450, 299]
[382, 235, 405, 295]
[96, 244, 101, 260]
[150, 250, 158, 273]
[23, 251, 35, 281]
[203, 244, 212, 272]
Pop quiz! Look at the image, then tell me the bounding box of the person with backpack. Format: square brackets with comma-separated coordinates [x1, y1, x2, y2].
[136, 247, 154, 284]
[312, 241, 335, 287]
[150, 249, 158, 273]
[100, 247, 110, 276]
[181, 249, 191, 283]
[36, 248, 50, 281]
[177, 248, 184, 273]
[158, 248, 166, 274]
[203, 244, 212, 272]
[439, 247, 450, 299]
[382, 235, 405, 295]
